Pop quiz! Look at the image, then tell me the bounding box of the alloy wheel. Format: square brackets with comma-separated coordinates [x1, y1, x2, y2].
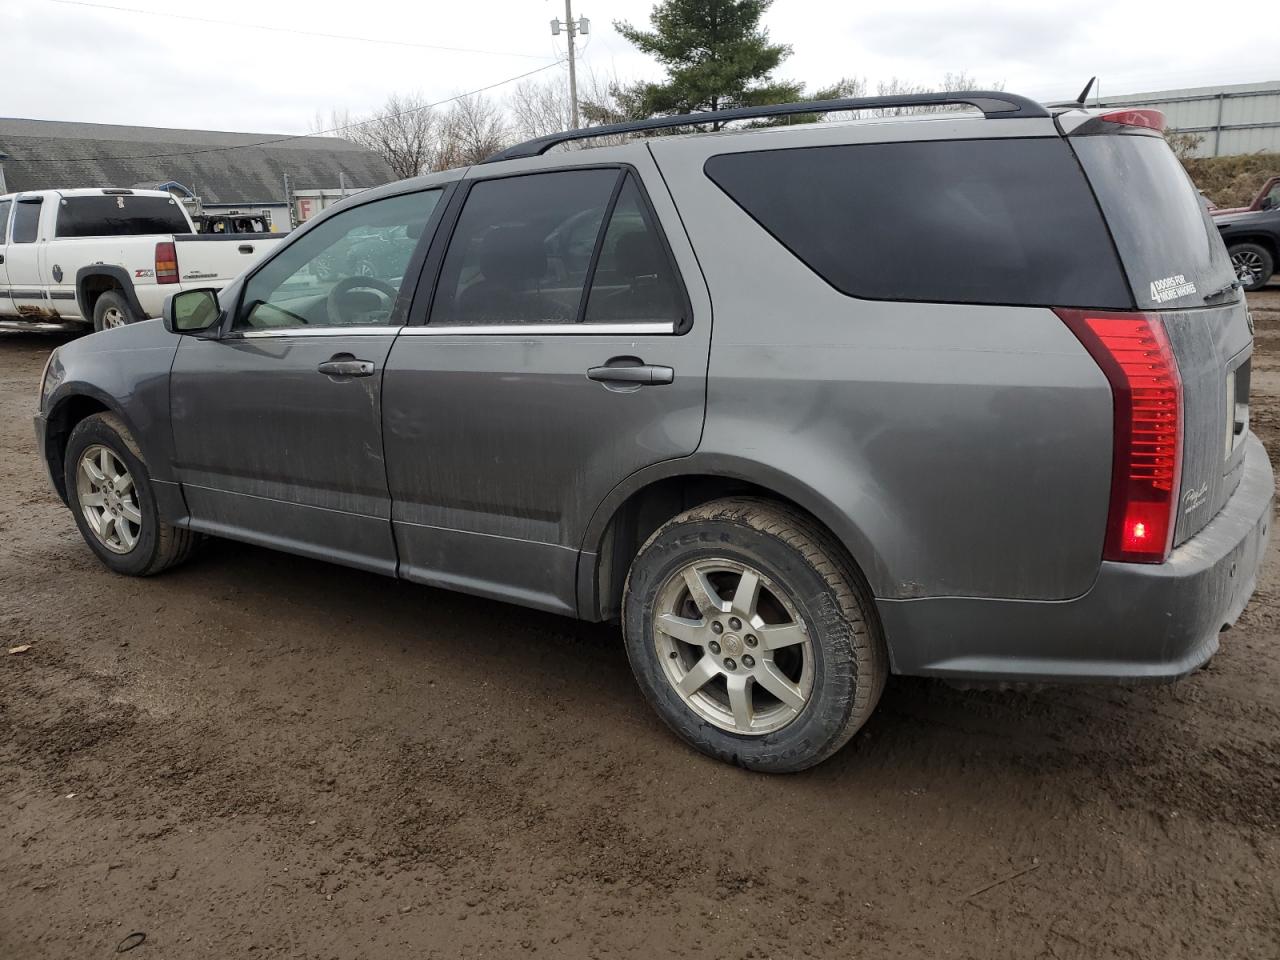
[1233, 250, 1265, 286]
[101, 306, 127, 329]
[75, 444, 141, 554]
[653, 558, 814, 735]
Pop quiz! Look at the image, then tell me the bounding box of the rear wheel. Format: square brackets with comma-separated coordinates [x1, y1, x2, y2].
[622, 497, 888, 773]
[92, 290, 140, 332]
[64, 412, 198, 576]
[1230, 242, 1274, 292]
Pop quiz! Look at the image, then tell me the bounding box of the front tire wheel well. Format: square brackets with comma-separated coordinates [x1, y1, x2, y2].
[45, 395, 112, 503]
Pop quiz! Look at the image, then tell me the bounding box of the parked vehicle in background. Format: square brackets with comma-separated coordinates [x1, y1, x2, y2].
[33, 93, 1272, 772]
[1211, 175, 1280, 217]
[0, 188, 284, 330]
[195, 212, 275, 235]
[1217, 204, 1280, 291]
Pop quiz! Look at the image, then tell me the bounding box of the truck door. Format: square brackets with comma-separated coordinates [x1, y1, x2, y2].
[0, 198, 13, 317]
[6, 195, 48, 317]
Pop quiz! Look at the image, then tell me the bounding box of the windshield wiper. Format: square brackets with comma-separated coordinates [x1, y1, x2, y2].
[1203, 279, 1242, 304]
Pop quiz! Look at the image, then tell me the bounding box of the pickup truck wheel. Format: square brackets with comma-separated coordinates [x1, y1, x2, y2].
[1230, 243, 1274, 292]
[64, 412, 198, 576]
[93, 291, 140, 332]
[622, 497, 888, 773]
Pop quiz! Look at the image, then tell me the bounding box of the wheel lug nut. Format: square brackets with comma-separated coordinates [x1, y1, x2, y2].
[708, 640, 721, 655]
[745, 634, 758, 647]
[743, 655, 755, 668]
[724, 658, 737, 671]
[711, 622, 723, 635]
[729, 617, 742, 631]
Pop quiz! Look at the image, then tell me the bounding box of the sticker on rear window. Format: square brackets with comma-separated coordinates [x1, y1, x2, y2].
[1150, 274, 1197, 304]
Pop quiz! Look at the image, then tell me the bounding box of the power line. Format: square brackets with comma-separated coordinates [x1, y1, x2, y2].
[11, 60, 567, 163]
[50, 0, 556, 60]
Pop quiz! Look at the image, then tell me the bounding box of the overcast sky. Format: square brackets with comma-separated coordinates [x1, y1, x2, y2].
[3, 0, 1276, 133]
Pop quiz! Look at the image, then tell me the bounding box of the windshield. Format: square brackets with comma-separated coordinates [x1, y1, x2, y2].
[1071, 133, 1237, 308]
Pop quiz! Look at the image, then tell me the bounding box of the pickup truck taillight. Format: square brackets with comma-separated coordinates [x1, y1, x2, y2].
[1056, 309, 1183, 563]
[154, 241, 179, 284]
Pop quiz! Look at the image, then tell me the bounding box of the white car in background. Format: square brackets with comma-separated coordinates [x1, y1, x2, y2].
[0, 187, 284, 330]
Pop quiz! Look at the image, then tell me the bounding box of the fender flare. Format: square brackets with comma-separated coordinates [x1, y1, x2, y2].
[43, 383, 151, 500]
[75, 265, 147, 322]
[574, 452, 891, 619]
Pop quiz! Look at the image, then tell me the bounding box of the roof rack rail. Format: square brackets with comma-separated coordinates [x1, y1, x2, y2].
[484, 90, 1048, 163]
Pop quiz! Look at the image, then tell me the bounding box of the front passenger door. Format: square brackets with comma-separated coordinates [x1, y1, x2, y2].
[169, 184, 451, 574]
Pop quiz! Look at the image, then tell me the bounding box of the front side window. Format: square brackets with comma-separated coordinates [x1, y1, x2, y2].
[236, 189, 441, 331]
[12, 198, 43, 244]
[430, 169, 619, 325]
[0, 200, 11, 244]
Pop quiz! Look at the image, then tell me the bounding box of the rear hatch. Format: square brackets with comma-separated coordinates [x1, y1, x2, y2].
[1068, 123, 1253, 545]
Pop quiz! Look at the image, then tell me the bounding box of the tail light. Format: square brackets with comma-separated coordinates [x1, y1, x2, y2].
[1056, 309, 1182, 563]
[154, 241, 179, 284]
[1099, 108, 1165, 132]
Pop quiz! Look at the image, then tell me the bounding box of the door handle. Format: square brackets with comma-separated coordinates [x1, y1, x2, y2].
[587, 361, 674, 385]
[238, 244, 255, 254]
[317, 355, 375, 378]
[0, 254, 5, 264]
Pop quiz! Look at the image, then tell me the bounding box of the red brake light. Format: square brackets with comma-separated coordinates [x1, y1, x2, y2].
[1099, 109, 1165, 132]
[154, 241, 179, 284]
[1056, 309, 1182, 563]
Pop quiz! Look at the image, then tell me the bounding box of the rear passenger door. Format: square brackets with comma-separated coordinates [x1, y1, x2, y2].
[0, 198, 13, 317]
[6, 196, 48, 317]
[382, 158, 711, 615]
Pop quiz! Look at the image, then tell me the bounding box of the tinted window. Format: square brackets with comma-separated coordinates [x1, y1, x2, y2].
[1073, 134, 1237, 309]
[236, 189, 441, 331]
[56, 195, 190, 237]
[704, 139, 1132, 308]
[12, 198, 42, 244]
[431, 169, 619, 325]
[584, 175, 684, 325]
[0, 200, 10, 244]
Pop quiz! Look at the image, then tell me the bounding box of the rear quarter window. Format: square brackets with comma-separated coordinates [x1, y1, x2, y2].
[56, 195, 191, 238]
[703, 138, 1133, 309]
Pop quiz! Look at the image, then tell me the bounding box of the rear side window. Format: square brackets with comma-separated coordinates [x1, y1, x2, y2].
[12, 198, 42, 243]
[584, 174, 685, 325]
[56, 195, 190, 237]
[0, 200, 10, 243]
[704, 138, 1132, 308]
[431, 169, 619, 325]
[1072, 134, 1236, 309]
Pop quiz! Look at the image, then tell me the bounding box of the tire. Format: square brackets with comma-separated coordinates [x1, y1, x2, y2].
[63, 412, 198, 576]
[622, 497, 888, 773]
[92, 290, 140, 332]
[1230, 242, 1274, 293]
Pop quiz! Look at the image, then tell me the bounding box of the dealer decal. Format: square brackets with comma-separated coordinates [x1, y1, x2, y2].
[1150, 274, 1197, 304]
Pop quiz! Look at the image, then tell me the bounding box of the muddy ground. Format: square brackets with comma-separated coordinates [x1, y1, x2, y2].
[3, 290, 1279, 960]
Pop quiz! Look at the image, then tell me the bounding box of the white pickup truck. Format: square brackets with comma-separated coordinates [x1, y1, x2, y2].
[0, 188, 285, 330]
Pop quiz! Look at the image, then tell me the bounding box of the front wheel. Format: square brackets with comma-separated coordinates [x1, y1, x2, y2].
[622, 498, 888, 773]
[63, 412, 199, 576]
[1230, 242, 1274, 293]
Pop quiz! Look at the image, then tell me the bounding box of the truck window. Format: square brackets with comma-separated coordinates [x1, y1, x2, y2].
[56, 195, 191, 238]
[0, 199, 10, 243]
[12, 198, 43, 244]
[704, 138, 1132, 308]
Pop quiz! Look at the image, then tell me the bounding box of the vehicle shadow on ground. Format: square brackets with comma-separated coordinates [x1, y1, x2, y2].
[177, 536, 1232, 804]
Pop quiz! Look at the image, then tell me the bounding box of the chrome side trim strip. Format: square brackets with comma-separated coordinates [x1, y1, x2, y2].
[400, 322, 675, 336]
[225, 325, 396, 339]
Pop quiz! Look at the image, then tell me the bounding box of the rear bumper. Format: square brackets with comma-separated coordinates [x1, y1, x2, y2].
[878, 431, 1274, 683]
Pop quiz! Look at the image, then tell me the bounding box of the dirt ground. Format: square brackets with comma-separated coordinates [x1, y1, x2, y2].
[3, 291, 1280, 960]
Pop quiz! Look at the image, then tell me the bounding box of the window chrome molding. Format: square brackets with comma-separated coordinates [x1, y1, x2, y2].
[401, 322, 675, 336]
[225, 325, 397, 339]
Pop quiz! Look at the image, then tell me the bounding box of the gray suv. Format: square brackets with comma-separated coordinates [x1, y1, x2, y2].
[34, 93, 1273, 772]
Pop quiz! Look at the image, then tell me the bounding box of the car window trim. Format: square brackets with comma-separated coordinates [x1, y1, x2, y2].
[225, 182, 455, 337]
[223, 325, 398, 340]
[411, 161, 693, 335]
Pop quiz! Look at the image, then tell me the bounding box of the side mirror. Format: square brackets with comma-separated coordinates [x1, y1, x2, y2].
[163, 288, 221, 335]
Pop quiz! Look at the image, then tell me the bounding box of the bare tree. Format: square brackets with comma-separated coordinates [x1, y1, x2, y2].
[508, 78, 574, 141]
[312, 94, 438, 180]
[434, 93, 509, 169]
